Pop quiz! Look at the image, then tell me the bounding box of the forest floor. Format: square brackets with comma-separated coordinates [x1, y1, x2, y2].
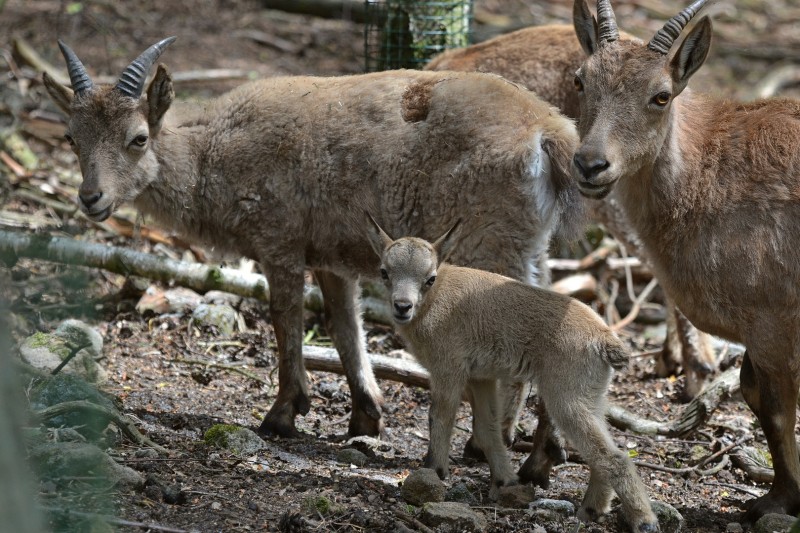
[2, 0, 800, 531]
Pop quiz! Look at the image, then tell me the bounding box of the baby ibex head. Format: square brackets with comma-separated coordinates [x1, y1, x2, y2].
[42, 37, 177, 221]
[571, 0, 712, 198]
[366, 214, 460, 324]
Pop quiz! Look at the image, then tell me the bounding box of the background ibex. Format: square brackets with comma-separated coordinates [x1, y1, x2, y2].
[368, 219, 657, 532]
[571, 0, 800, 521]
[43, 38, 583, 447]
[426, 19, 717, 400]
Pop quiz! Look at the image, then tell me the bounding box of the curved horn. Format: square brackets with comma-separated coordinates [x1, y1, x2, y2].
[57, 40, 93, 96]
[648, 0, 708, 55]
[596, 0, 619, 43]
[115, 36, 177, 99]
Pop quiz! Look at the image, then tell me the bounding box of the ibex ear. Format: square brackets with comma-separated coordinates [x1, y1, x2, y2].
[573, 0, 599, 56]
[432, 220, 462, 264]
[146, 64, 174, 133]
[42, 72, 74, 115]
[366, 212, 394, 258]
[670, 16, 712, 94]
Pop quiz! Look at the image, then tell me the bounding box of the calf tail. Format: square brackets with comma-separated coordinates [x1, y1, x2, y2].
[597, 336, 630, 370]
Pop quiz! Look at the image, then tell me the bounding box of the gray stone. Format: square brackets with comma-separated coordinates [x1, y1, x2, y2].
[336, 448, 368, 467]
[528, 498, 576, 517]
[136, 286, 203, 315]
[401, 468, 446, 506]
[420, 501, 487, 532]
[20, 321, 106, 384]
[753, 513, 797, 533]
[134, 448, 160, 459]
[203, 290, 242, 307]
[445, 482, 478, 504]
[726, 523, 744, 533]
[30, 373, 119, 440]
[497, 484, 537, 508]
[30, 442, 144, 489]
[652, 500, 684, 533]
[204, 425, 266, 456]
[192, 303, 237, 336]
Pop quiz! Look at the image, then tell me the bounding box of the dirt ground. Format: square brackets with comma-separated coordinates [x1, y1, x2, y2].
[2, 0, 800, 531]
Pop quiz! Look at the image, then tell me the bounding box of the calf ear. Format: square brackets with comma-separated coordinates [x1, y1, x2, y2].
[366, 212, 394, 258]
[573, 0, 599, 56]
[42, 72, 74, 115]
[670, 16, 712, 94]
[432, 220, 462, 264]
[147, 64, 174, 133]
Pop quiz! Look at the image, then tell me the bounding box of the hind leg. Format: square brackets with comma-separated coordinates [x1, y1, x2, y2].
[315, 271, 384, 437]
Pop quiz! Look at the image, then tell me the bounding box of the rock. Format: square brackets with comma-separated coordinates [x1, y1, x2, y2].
[203, 424, 265, 456]
[192, 303, 237, 336]
[753, 513, 796, 533]
[420, 501, 487, 531]
[445, 482, 478, 505]
[651, 500, 684, 533]
[336, 448, 368, 467]
[203, 290, 242, 307]
[30, 442, 144, 489]
[400, 468, 446, 506]
[726, 523, 744, 533]
[134, 448, 160, 459]
[30, 373, 119, 440]
[497, 484, 537, 508]
[136, 286, 203, 315]
[20, 320, 106, 383]
[527, 498, 575, 518]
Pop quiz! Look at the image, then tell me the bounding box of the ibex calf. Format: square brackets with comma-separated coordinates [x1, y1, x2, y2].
[571, 0, 800, 521]
[44, 38, 583, 440]
[427, 22, 717, 400]
[367, 217, 657, 531]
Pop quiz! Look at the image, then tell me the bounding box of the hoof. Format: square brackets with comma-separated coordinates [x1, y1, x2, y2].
[348, 406, 384, 438]
[638, 523, 659, 533]
[257, 417, 301, 438]
[517, 466, 550, 489]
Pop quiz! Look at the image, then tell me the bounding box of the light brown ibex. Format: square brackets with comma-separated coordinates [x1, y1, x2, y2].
[367, 218, 657, 531]
[426, 22, 717, 400]
[571, 0, 800, 520]
[43, 38, 583, 443]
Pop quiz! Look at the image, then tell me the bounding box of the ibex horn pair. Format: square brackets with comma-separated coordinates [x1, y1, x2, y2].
[57, 36, 177, 98]
[593, 0, 707, 52]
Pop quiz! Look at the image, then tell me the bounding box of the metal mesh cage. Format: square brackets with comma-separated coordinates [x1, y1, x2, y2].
[364, 0, 473, 72]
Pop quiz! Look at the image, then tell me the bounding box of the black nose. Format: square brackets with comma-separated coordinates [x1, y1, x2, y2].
[394, 300, 412, 315]
[79, 191, 103, 208]
[573, 154, 610, 181]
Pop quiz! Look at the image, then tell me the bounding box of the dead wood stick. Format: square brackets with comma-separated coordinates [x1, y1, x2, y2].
[611, 278, 659, 332]
[260, 0, 367, 23]
[302, 345, 431, 389]
[35, 400, 168, 454]
[40, 507, 189, 533]
[167, 358, 270, 385]
[748, 64, 800, 100]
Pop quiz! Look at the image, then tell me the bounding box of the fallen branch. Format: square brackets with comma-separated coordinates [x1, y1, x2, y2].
[40, 507, 189, 533]
[747, 64, 800, 100]
[35, 400, 168, 454]
[167, 358, 269, 385]
[303, 345, 431, 389]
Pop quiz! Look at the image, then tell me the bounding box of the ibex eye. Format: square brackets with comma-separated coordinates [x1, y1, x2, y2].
[132, 135, 148, 147]
[652, 92, 671, 107]
[380, 268, 389, 281]
[64, 134, 75, 146]
[425, 275, 436, 287]
[573, 76, 583, 92]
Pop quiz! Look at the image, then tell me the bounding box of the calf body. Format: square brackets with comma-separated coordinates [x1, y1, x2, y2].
[44, 38, 582, 439]
[368, 222, 657, 531]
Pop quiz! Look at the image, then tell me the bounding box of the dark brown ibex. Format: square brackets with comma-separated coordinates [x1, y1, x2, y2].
[426, 22, 717, 401]
[43, 38, 583, 442]
[368, 219, 657, 531]
[571, 0, 800, 521]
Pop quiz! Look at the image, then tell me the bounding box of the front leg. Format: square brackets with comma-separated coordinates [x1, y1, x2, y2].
[424, 374, 466, 479]
[257, 264, 309, 438]
[315, 270, 384, 437]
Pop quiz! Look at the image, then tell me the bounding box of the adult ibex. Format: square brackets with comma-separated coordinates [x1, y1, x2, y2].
[426, 21, 717, 401]
[571, 0, 800, 520]
[368, 219, 657, 531]
[43, 38, 582, 444]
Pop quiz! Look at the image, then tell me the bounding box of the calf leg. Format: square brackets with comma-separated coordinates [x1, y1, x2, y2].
[424, 374, 466, 479]
[258, 265, 310, 438]
[468, 379, 518, 498]
[739, 350, 800, 521]
[315, 270, 384, 437]
[518, 400, 566, 488]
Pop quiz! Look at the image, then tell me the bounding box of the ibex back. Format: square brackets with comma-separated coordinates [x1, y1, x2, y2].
[44, 38, 583, 439]
[571, 0, 800, 521]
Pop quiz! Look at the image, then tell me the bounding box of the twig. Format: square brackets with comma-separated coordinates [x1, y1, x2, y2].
[166, 358, 269, 385]
[50, 342, 92, 376]
[391, 504, 433, 533]
[611, 278, 659, 332]
[40, 507, 190, 533]
[633, 454, 730, 476]
[703, 481, 763, 498]
[35, 400, 168, 454]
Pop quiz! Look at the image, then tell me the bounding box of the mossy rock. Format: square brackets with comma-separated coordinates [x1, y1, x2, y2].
[203, 424, 265, 456]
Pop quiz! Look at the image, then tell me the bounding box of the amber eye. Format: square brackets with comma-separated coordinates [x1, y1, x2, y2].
[574, 76, 584, 92]
[652, 91, 671, 107]
[380, 268, 389, 281]
[425, 275, 436, 287]
[132, 134, 148, 147]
